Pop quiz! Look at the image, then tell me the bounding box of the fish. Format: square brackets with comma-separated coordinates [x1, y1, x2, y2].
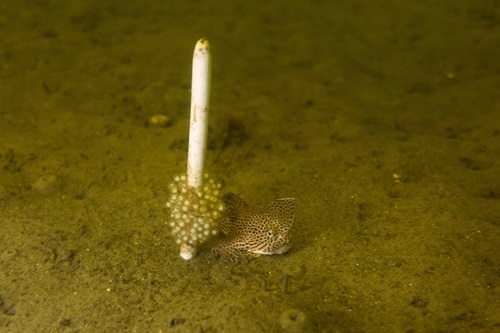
[212, 193, 296, 257]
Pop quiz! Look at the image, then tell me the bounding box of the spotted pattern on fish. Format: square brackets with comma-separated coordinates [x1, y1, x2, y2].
[212, 193, 296, 257]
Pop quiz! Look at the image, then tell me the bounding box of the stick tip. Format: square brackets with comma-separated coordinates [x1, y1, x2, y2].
[195, 38, 210, 52]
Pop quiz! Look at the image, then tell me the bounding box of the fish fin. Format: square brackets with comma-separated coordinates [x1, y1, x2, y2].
[218, 193, 250, 235]
[262, 198, 297, 229]
[212, 235, 242, 258]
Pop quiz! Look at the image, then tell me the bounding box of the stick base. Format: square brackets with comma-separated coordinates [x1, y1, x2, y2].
[180, 242, 196, 260]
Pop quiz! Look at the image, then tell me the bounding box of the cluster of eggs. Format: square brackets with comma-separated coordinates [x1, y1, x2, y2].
[166, 173, 224, 247]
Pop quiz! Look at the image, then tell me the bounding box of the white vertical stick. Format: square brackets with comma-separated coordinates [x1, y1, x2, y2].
[187, 38, 211, 190]
[181, 38, 211, 260]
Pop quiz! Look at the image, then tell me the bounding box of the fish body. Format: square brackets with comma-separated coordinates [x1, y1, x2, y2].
[212, 193, 296, 257]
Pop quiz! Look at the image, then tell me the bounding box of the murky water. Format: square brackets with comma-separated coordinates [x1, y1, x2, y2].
[1, 1, 498, 332]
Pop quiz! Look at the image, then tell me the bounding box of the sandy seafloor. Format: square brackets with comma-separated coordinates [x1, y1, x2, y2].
[0, 0, 499, 332]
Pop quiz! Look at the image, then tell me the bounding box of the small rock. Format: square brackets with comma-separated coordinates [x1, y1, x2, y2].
[32, 175, 62, 194]
[280, 309, 309, 332]
[148, 114, 171, 128]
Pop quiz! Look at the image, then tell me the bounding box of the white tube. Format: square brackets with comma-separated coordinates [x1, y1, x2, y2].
[181, 38, 211, 260]
[187, 38, 211, 190]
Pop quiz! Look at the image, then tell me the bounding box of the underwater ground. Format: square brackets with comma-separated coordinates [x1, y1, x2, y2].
[1, 0, 499, 332]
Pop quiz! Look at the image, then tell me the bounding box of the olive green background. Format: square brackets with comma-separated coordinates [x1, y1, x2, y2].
[0, 0, 498, 332]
